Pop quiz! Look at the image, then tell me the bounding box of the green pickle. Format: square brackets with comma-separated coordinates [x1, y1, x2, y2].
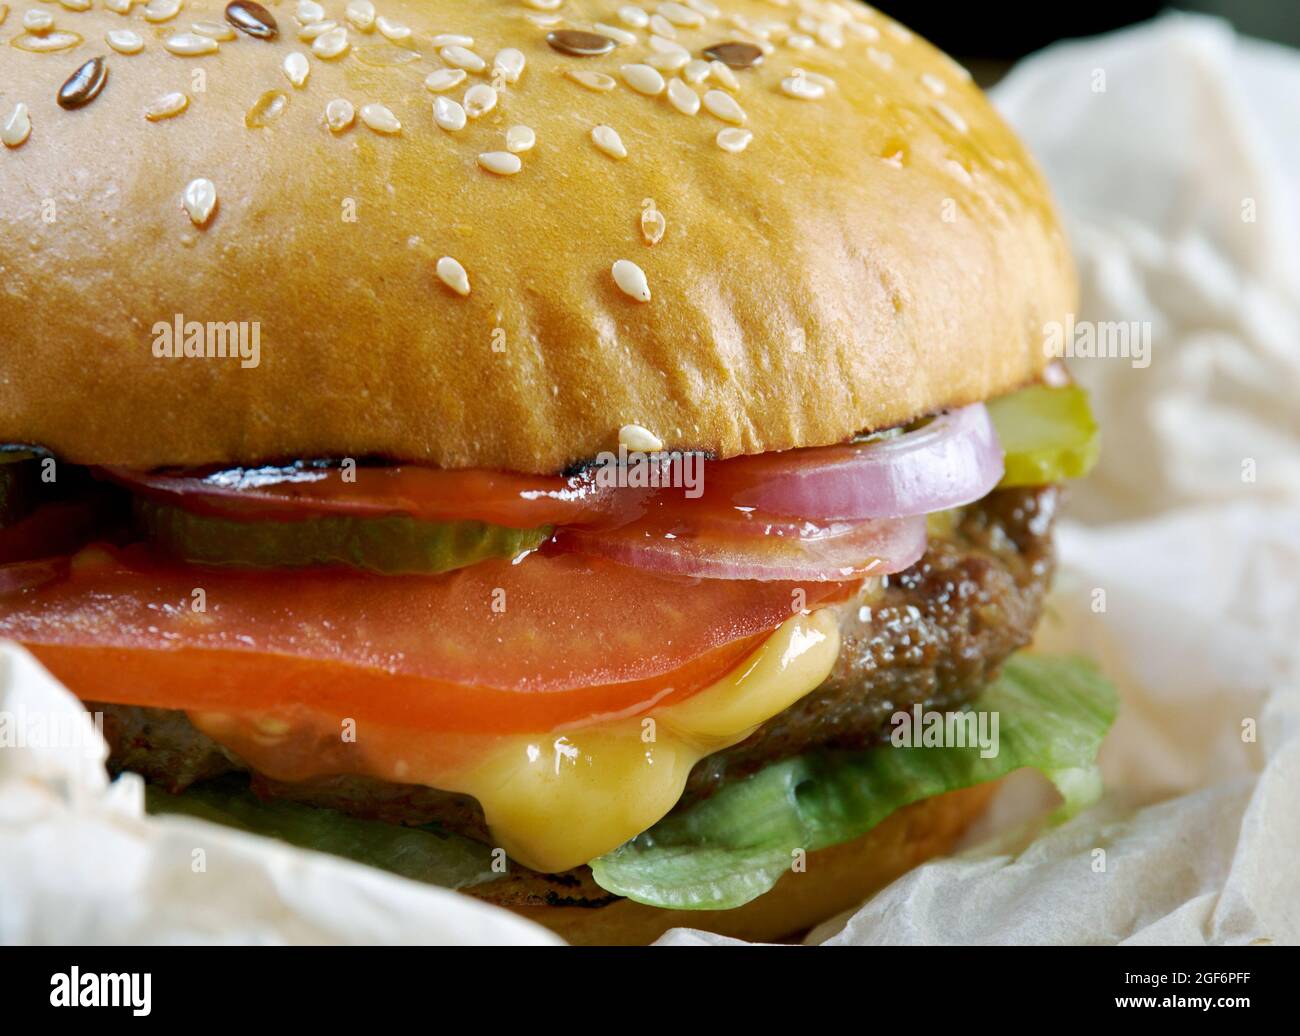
[135, 498, 551, 574]
[987, 384, 1100, 488]
[0, 455, 39, 529]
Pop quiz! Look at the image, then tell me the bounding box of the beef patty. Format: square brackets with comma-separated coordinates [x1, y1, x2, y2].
[92, 484, 1057, 849]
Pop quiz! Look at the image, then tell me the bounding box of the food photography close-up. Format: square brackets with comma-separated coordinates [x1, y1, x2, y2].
[0, 0, 1296, 1015]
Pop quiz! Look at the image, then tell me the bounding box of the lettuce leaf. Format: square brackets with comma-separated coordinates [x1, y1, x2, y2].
[145, 778, 497, 890]
[589, 654, 1117, 911]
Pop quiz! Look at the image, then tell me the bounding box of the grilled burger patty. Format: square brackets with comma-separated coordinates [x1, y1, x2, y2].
[92, 484, 1057, 848]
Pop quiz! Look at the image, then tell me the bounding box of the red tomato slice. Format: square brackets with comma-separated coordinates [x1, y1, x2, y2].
[99, 464, 644, 530]
[0, 545, 852, 733]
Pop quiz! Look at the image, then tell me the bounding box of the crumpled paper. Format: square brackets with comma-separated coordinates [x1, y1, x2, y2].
[665, 13, 1300, 946]
[3, 14, 1298, 947]
[0, 645, 561, 944]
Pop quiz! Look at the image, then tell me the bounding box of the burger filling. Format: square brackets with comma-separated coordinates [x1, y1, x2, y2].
[0, 384, 1115, 910]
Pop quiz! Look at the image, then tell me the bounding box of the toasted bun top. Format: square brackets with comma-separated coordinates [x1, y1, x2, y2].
[0, 0, 1073, 473]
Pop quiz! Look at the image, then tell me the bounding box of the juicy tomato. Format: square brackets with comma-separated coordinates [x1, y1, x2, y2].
[100, 464, 645, 530]
[0, 499, 119, 565]
[0, 545, 852, 734]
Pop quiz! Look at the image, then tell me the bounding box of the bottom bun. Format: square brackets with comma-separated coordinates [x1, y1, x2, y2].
[468, 781, 999, 946]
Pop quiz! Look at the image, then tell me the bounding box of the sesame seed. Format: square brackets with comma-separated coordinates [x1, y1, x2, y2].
[612, 260, 651, 302]
[432, 96, 467, 131]
[647, 50, 689, 72]
[225, 1, 278, 40]
[296, 0, 324, 23]
[298, 20, 338, 42]
[165, 32, 220, 56]
[617, 5, 649, 29]
[867, 47, 894, 70]
[106, 29, 144, 54]
[429, 34, 473, 47]
[505, 124, 536, 153]
[23, 9, 53, 33]
[441, 45, 485, 72]
[847, 21, 881, 42]
[565, 69, 616, 92]
[463, 84, 497, 119]
[622, 63, 665, 96]
[57, 57, 108, 110]
[702, 89, 745, 124]
[593, 23, 636, 46]
[786, 33, 814, 50]
[245, 89, 287, 128]
[887, 22, 913, 43]
[359, 103, 400, 134]
[648, 34, 688, 56]
[59, 0, 91, 10]
[193, 20, 236, 41]
[312, 26, 350, 59]
[780, 71, 824, 100]
[283, 52, 310, 87]
[344, 1, 374, 32]
[920, 72, 946, 96]
[1, 103, 31, 149]
[105, 0, 132, 14]
[659, 2, 705, 27]
[686, 0, 719, 16]
[521, 0, 561, 9]
[649, 14, 676, 39]
[144, 0, 181, 24]
[375, 16, 409, 41]
[493, 48, 526, 84]
[478, 151, 522, 176]
[436, 256, 471, 296]
[715, 127, 752, 153]
[619, 424, 663, 450]
[641, 206, 666, 245]
[708, 59, 739, 91]
[703, 41, 763, 69]
[683, 58, 711, 83]
[546, 29, 616, 57]
[666, 78, 700, 115]
[817, 22, 844, 49]
[591, 124, 627, 159]
[932, 101, 968, 133]
[425, 68, 468, 92]
[182, 177, 217, 226]
[11, 30, 80, 52]
[145, 91, 190, 121]
[325, 97, 355, 133]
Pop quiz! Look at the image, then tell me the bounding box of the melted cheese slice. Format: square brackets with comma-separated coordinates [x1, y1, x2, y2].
[190, 608, 840, 873]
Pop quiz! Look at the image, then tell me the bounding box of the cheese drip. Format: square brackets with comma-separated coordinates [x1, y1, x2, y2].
[190, 609, 840, 873]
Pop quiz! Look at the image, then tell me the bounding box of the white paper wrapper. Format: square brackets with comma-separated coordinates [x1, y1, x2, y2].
[0, 647, 560, 945]
[3, 14, 1297, 947]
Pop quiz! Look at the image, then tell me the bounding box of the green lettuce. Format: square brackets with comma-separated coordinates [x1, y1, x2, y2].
[145, 778, 497, 890]
[589, 654, 1117, 911]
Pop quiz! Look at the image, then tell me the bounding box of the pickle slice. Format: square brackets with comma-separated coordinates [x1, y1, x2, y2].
[134, 498, 551, 574]
[0, 458, 39, 529]
[988, 384, 1100, 488]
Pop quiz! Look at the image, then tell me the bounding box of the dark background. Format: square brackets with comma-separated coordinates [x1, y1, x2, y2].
[872, 1, 1298, 82]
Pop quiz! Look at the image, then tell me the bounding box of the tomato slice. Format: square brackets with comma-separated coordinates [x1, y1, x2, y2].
[99, 464, 644, 530]
[0, 545, 852, 733]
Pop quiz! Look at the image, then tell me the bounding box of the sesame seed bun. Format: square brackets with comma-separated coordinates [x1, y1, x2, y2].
[469, 781, 999, 946]
[0, 1, 1073, 473]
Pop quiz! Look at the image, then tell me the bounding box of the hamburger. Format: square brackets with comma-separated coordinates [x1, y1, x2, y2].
[0, 0, 1114, 945]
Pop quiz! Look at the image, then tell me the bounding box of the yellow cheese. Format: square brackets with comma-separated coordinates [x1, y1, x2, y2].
[190, 608, 840, 873]
[463, 608, 840, 871]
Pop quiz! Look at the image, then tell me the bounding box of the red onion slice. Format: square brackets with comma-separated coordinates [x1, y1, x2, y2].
[708, 404, 1004, 520]
[557, 513, 926, 582]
